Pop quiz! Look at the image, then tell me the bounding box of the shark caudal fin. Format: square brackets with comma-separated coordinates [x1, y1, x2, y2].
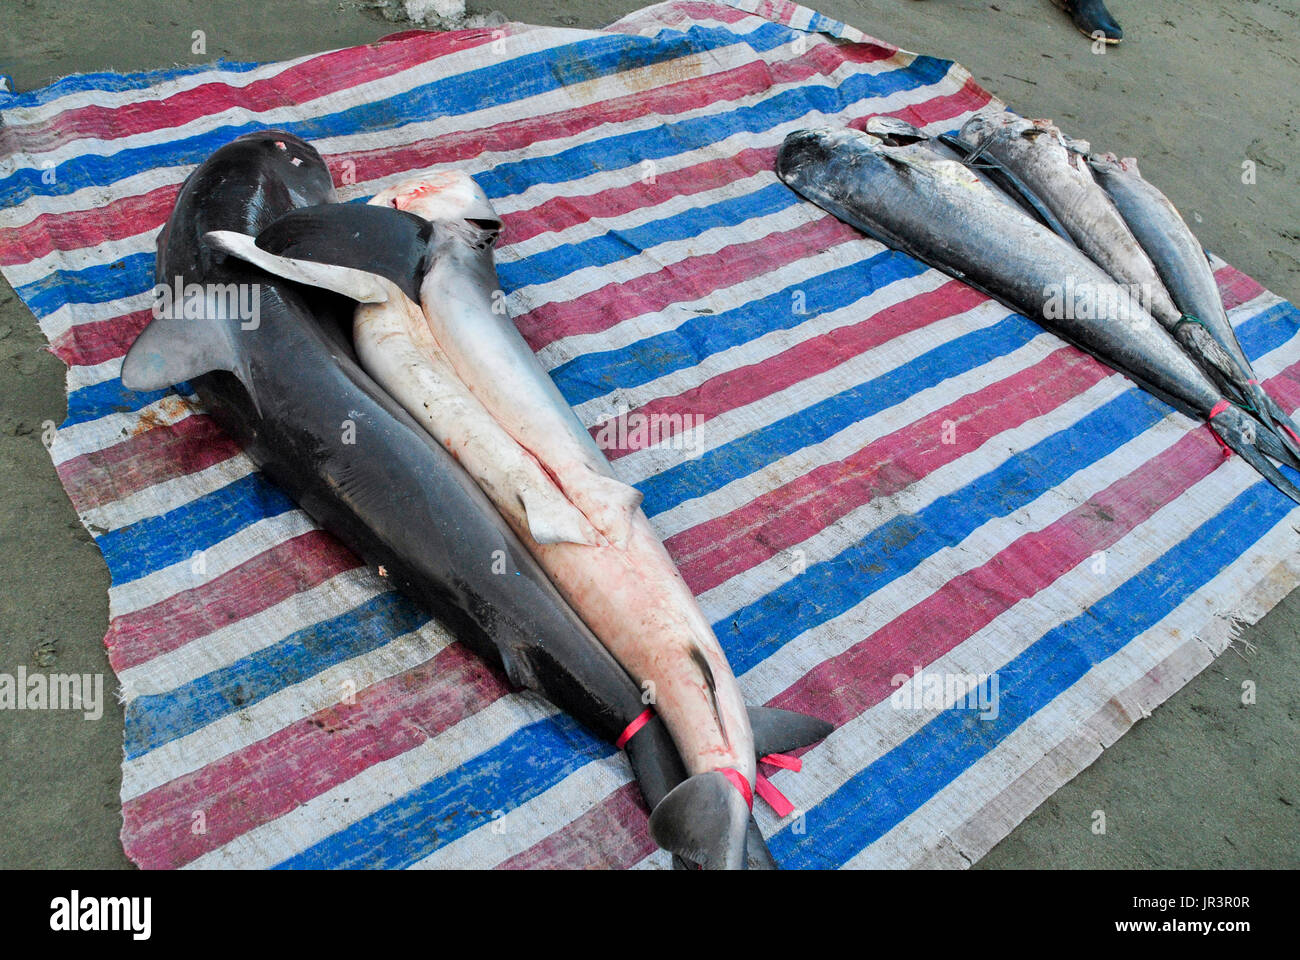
[205, 230, 390, 304]
[649, 771, 751, 870]
[1211, 404, 1300, 504]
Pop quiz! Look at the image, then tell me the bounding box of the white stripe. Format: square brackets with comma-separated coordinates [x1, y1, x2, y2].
[51, 392, 197, 468]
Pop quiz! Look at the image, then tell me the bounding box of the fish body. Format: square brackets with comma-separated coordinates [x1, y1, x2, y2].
[121, 131, 689, 823]
[958, 112, 1287, 446]
[776, 127, 1300, 501]
[1088, 152, 1300, 447]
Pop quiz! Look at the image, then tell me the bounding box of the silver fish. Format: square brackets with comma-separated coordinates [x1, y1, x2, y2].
[776, 126, 1300, 501]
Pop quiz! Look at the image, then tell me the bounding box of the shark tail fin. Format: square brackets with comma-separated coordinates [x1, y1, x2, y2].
[205, 230, 390, 304]
[649, 771, 751, 870]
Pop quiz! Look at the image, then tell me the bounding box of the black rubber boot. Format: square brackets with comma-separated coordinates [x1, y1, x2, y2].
[1056, 0, 1123, 43]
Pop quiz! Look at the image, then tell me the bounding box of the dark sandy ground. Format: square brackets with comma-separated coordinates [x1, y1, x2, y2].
[0, 0, 1296, 869]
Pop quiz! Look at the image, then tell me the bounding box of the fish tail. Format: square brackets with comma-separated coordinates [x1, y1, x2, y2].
[1210, 403, 1300, 504]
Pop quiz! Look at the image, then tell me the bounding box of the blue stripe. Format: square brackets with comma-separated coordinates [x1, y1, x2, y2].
[1235, 301, 1299, 363]
[124, 590, 428, 758]
[15, 251, 154, 320]
[474, 55, 952, 200]
[767, 476, 1294, 868]
[97, 471, 295, 584]
[639, 308, 1034, 517]
[0, 60, 261, 111]
[552, 248, 924, 407]
[65, 376, 170, 429]
[273, 714, 610, 869]
[0, 23, 796, 206]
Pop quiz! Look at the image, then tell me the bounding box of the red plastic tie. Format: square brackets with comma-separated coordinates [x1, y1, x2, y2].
[753, 754, 801, 818]
[759, 752, 802, 772]
[718, 768, 754, 810]
[1207, 400, 1234, 459]
[615, 708, 654, 750]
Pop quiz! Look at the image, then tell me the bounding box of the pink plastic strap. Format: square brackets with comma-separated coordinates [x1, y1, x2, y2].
[718, 768, 754, 810]
[755, 774, 795, 818]
[759, 752, 802, 772]
[1207, 400, 1234, 460]
[615, 708, 654, 750]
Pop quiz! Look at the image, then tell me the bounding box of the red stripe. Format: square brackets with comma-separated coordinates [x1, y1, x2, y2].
[104, 530, 361, 673]
[1214, 264, 1265, 311]
[55, 412, 239, 511]
[596, 278, 986, 459]
[120, 640, 511, 869]
[0, 185, 179, 268]
[5, 31, 499, 157]
[668, 346, 1109, 594]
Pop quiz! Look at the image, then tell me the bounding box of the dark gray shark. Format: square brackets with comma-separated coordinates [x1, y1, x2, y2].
[122, 131, 830, 868]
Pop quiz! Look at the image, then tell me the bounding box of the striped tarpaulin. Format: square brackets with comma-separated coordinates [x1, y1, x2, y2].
[2, 0, 1297, 870]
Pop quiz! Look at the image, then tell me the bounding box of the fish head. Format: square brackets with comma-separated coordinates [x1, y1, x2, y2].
[776, 126, 882, 186]
[370, 171, 501, 231]
[227, 130, 337, 211]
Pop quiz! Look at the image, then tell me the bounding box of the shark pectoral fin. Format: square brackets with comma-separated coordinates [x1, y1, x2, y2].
[747, 705, 834, 758]
[205, 230, 389, 304]
[517, 486, 600, 547]
[121, 314, 261, 415]
[648, 771, 751, 870]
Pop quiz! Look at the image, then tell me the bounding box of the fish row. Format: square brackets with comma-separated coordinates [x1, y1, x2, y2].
[775, 110, 1300, 503]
